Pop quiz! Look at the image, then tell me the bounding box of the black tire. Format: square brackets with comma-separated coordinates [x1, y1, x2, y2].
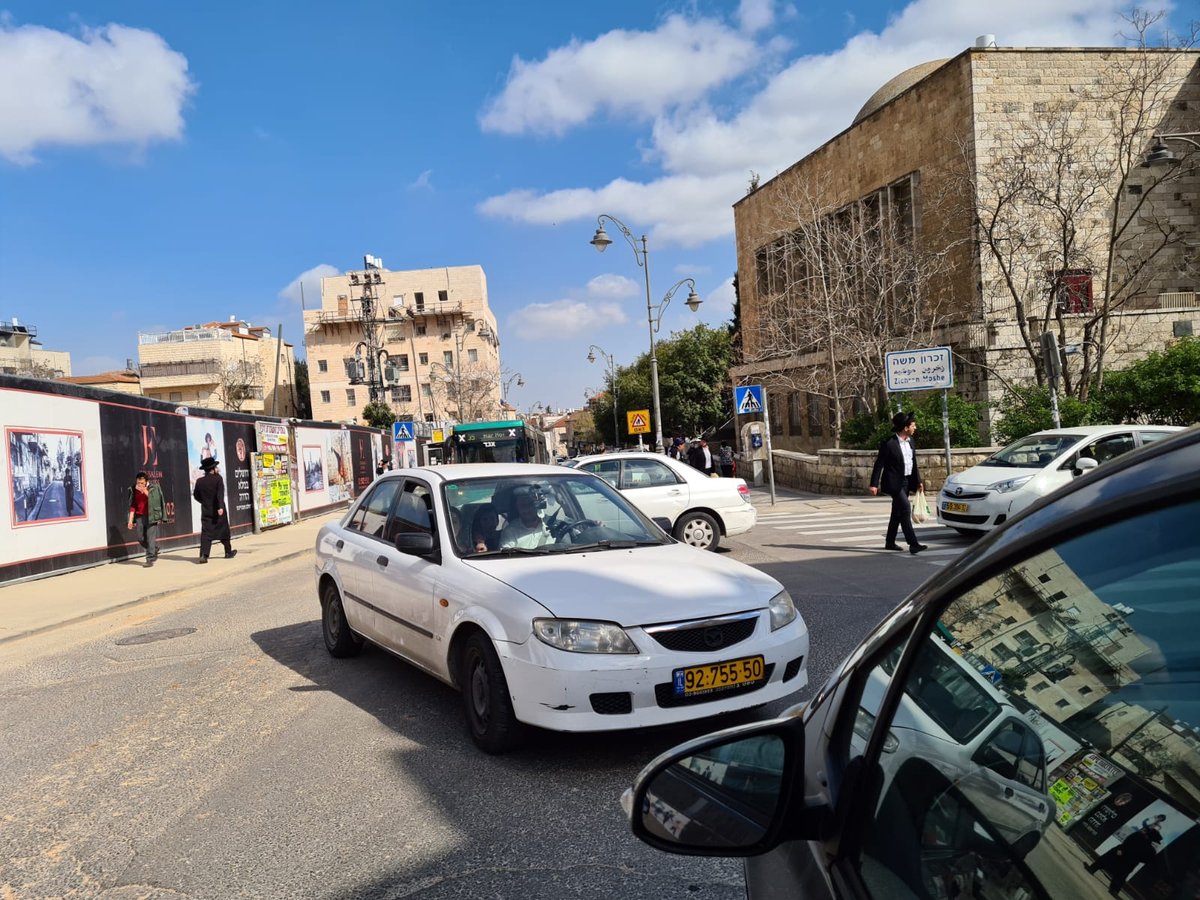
[674, 511, 720, 551]
[322, 581, 363, 658]
[460, 632, 524, 754]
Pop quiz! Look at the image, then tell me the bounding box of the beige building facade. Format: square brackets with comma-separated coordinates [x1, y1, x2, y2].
[733, 46, 1199, 450]
[0, 318, 71, 378]
[303, 263, 501, 425]
[137, 319, 296, 416]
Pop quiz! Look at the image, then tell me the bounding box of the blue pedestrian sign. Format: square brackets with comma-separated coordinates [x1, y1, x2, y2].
[734, 384, 764, 415]
[393, 421, 414, 442]
[979, 664, 1002, 686]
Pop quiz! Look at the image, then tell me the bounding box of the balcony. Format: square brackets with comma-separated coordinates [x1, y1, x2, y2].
[140, 360, 221, 380]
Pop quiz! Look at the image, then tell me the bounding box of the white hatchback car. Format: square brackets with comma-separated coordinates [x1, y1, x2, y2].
[314, 464, 809, 753]
[938, 424, 1181, 534]
[571, 451, 756, 551]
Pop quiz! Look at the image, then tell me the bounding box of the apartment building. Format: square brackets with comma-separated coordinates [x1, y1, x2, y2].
[303, 263, 501, 424]
[0, 317, 71, 378]
[137, 318, 296, 416]
[733, 45, 1199, 449]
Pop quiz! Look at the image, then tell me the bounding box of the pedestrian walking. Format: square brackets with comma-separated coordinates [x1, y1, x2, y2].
[193, 456, 236, 563]
[63, 467, 75, 515]
[375, 455, 392, 477]
[719, 442, 735, 477]
[869, 412, 927, 554]
[126, 471, 165, 567]
[1088, 823, 1162, 896]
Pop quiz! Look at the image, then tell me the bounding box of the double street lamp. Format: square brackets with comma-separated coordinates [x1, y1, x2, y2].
[589, 214, 701, 452]
[502, 372, 524, 410]
[587, 345, 619, 448]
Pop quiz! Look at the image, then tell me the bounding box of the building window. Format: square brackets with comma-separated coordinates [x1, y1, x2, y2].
[1054, 269, 1094, 314]
[467, 348, 478, 363]
[346, 389, 356, 404]
[320, 390, 330, 403]
[991, 643, 1015, 662]
[420, 383, 432, 398]
[466, 320, 476, 332]
[317, 359, 328, 373]
[392, 385, 412, 402]
[1032, 682, 1051, 692]
[416, 325, 426, 336]
[1079, 686, 1093, 695]
[1038, 573, 1051, 583]
[396, 354, 409, 372]
[1055, 698, 1072, 709]
[1013, 630, 1037, 651]
[169, 391, 182, 402]
[438, 290, 449, 303]
[788, 393, 802, 436]
[806, 393, 823, 437]
[414, 292, 425, 311]
[419, 352, 429, 365]
[443, 351, 453, 366]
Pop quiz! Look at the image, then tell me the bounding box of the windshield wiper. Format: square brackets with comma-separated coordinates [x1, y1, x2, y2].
[563, 540, 653, 553]
[473, 546, 552, 557]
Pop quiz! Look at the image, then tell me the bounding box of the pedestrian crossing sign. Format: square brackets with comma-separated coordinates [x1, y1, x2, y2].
[393, 421, 414, 442]
[734, 385, 764, 415]
[627, 410, 651, 434]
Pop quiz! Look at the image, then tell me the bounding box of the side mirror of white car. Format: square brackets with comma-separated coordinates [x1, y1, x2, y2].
[1074, 457, 1099, 476]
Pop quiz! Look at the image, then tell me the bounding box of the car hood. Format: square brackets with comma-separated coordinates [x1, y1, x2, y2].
[464, 543, 782, 626]
[948, 465, 1045, 490]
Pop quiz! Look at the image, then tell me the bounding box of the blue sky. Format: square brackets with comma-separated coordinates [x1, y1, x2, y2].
[0, 0, 1181, 413]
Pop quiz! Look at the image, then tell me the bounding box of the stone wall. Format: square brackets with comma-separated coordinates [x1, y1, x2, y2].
[763, 446, 998, 495]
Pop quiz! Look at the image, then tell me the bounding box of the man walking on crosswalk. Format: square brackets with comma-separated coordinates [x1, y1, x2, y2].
[868, 412, 928, 555]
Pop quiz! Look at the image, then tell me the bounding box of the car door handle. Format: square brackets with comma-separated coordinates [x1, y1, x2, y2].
[1004, 787, 1014, 798]
[335, 539, 344, 551]
[669, 489, 683, 495]
[376, 555, 389, 568]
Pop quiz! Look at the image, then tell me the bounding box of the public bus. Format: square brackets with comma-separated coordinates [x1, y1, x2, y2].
[446, 419, 550, 464]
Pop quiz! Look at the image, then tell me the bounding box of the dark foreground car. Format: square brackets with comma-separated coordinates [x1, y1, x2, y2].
[625, 426, 1200, 900]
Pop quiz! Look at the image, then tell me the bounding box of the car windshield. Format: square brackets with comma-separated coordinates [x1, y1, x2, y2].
[443, 472, 668, 557]
[979, 434, 1079, 468]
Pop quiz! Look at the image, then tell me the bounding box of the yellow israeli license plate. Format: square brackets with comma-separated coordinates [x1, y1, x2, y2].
[943, 501, 970, 513]
[673, 655, 765, 696]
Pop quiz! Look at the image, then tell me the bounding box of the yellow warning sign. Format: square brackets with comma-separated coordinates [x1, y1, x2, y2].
[432, 429, 445, 443]
[627, 410, 651, 435]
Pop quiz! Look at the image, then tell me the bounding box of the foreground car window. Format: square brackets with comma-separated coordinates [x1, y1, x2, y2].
[858, 499, 1200, 899]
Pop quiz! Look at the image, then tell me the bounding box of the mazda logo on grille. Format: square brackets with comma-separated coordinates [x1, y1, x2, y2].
[703, 627, 725, 649]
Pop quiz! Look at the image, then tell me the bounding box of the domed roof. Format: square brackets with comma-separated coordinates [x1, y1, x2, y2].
[852, 59, 950, 125]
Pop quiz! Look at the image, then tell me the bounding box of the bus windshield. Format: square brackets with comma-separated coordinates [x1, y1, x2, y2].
[450, 420, 548, 464]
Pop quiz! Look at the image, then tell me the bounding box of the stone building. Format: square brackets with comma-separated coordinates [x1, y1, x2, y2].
[732, 44, 1199, 450]
[303, 262, 500, 425]
[0, 317, 71, 378]
[137, 319, 296, 416]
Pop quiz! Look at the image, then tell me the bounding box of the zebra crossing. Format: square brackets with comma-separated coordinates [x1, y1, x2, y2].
[752, 500, 975, 566]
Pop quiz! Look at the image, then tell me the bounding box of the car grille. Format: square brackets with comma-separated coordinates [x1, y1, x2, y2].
[940, 510, 990, 525]
[942, 489, 989, 501]
[590, 692, 633, 715]
[645, 614, 758, 653]
[655, 664, 775, 707]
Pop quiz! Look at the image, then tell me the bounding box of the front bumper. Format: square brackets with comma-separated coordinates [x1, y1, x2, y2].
[497, 613, 809, 732]
[937, 489, 1009, 532]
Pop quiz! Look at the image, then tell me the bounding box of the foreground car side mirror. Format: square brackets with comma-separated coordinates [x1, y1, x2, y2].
[622, 715, 822, 857]
[394, 533, 436, 557]
[651, 516, 673, 535]
[1073, 457, 1099, 476]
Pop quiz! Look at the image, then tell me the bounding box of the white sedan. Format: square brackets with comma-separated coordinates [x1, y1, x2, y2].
[571, 451, 756, 551]
[314, 464, 809, 753]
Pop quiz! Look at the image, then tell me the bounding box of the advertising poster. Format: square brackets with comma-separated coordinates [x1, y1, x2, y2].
[327, 429, 352, 503]
[250, 452, 293, 529]
[8, 428, 86, 526]
[1052, 751, 1125, 830]
[255, 421, 288, 455]
[395, 439, 416, 469]
[294, 426, 354, 513]
[99, 403, 193, 553]
[185, 417, 229, 520]
[221, 422, 256, 530]
[302, 445, 325, 493]
[371, 433, 383, 473]
[350, 430, 373, 498]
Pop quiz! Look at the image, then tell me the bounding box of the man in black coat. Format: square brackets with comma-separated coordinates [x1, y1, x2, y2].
[192, 456, 236, 563]
[869, 412, 927, 554]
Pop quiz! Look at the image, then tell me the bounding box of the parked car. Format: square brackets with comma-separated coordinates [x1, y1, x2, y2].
[571, 451, 755, 551]
[938, 424, 1181, 534]
[314, 464, 808, 753]
[624, 426, 1200, 900]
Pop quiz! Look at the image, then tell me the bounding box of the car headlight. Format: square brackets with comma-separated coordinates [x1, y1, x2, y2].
[768, 590, 797, 631]
[988, 475, 1035, 493]
[532, 619, 638, 654]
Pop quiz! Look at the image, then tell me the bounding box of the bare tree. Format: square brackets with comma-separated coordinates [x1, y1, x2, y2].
[215, 359, 264, 412]
[742, 177, 957, 443]
[428, 362, 501, 423]
[968, 13, 1198, 401]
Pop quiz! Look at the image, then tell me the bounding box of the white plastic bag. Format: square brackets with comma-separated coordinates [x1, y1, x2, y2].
[912, 487, 930, 524]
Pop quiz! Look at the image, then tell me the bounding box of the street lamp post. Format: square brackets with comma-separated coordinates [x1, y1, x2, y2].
[502, 372, 524, 411]
[587, 345, 619, 449]
[589, 215, 701, 452]
[1141, 132, 1200, 166]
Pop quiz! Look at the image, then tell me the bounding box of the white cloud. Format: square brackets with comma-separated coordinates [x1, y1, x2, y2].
[479, 14, 759, 135]
[479, 0, 1132, 247]
[278, 264, 339, 308]
[409, 169, 433, 190]
[508, 299, 629, 340]
[737, 0, 776, 33]
[675, 263, 712, 276]
[702, 277, 737, 316]
[586, 273, 639, 298]
[0, 22, 195, 164]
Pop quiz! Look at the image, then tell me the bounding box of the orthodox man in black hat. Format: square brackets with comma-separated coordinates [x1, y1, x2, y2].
[868, 412, 927, 554]
[192, 456, 236, 563]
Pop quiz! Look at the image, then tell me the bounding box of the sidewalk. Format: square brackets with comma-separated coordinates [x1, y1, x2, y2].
[0, 512, 341, 645]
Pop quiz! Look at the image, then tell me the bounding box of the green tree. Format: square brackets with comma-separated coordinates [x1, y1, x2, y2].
[293, 358, 312, 419]
[992, 385, 1097, 445]
[1092, 338, 1200, 426]
[361, 400, 395, 430]
[841, 392, 984, 450]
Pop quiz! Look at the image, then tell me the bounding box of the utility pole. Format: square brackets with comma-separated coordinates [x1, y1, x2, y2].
[349, 254, 389, 405]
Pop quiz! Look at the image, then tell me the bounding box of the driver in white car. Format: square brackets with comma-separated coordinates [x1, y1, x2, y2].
[499, 489, 553, 549]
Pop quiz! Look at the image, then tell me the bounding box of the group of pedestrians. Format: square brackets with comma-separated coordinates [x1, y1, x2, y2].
[668, 436, 735, 477]
[125, 454, 236, 568]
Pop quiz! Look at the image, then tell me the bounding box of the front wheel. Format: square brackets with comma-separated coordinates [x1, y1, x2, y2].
[674, 511, 720, 551]
[322, 581, 363, 657]
[460, 632, 524, 754]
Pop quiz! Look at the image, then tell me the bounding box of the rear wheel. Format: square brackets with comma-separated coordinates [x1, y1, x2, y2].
[460, 632, 524, 754]
[675, 511, 720, 551]
[322, 581, 363, 657]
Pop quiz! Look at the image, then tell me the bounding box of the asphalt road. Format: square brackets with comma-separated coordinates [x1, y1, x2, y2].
[0, 519, 944, 899]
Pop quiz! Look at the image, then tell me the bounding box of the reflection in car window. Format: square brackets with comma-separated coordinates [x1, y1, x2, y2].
[346, 479, 401, 539]
[583, 460, 620, 487]
[981, 434, 1079, 468]
[859, 498, 1200, 899]
[621, 459, 678, 489]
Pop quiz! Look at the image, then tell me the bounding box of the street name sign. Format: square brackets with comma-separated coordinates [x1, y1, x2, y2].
[884, 347, 954, 392]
